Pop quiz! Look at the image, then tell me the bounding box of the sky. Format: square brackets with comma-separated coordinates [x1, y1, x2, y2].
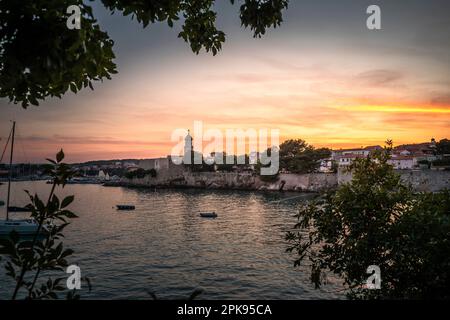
[1, 0, 449, 163]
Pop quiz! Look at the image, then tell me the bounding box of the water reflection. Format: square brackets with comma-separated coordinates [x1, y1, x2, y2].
[0, 181, 344, 299]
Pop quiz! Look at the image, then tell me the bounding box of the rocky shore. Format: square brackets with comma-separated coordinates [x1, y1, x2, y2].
[103, 168, 450, 193]
[105, 171, 337, 192]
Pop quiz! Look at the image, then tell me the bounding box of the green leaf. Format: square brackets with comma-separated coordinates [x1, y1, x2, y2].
[61, 195, 75, 209]
[56, 149, 65, 163]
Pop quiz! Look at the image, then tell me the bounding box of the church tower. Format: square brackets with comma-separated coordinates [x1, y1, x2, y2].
[183, 129, 193, 164]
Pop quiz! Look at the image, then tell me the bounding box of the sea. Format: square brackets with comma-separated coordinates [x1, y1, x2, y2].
[0, 181, 344, 299]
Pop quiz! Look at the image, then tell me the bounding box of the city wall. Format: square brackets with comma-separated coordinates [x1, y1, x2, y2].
[115, 167, 450, 193]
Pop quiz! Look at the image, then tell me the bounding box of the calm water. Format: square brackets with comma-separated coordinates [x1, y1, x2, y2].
[0, 181, 343, 299]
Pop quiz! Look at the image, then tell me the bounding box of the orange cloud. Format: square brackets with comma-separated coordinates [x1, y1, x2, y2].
[333, 104, 450, 114]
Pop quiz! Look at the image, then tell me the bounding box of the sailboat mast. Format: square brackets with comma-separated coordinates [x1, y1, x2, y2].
[6, 121, 15, 221]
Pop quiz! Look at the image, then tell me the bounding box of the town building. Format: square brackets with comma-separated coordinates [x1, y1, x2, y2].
[318, 158, 334, 172]
[331, 145, 382, 160]
[139, 157, 170, 171]
[138, 131, 193, 172]
[335, 153, 367, 167]
[388, 156, 415, 170]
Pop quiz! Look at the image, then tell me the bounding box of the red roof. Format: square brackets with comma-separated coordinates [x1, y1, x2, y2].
[336, 153, 367, 159]
[364, 145, 383, 151]
[394, 142, 432, 152]
[390, 156, 413, 160]
[334, 145, 382, 153]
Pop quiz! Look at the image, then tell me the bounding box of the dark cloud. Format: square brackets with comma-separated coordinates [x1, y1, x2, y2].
[355, 69, 403, 86]
[430, 93, 450, 106]
[18, 135, 168, 147]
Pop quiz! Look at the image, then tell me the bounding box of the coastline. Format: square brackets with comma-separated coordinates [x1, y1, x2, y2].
[104, 169, 450, 193]
[106, 171, 337, 193]
[4, 169, 449, 194]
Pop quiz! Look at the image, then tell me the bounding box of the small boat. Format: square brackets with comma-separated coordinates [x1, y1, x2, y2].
[7, 206, 32, 212]
[0, 122, 50, 239]
[0, 219, 50, 237]
[200, 212, 217, 218]
[116, 205, 135, 210]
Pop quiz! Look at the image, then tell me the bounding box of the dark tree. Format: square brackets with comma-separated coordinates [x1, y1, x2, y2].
[0, 0, 289, 107]
[279, 139, 331, 173]
[436, 139, 450, 156]
[0, 150, 90, 299]
[286, 144, 450, 299]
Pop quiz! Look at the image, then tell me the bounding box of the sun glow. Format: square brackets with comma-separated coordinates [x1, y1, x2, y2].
[333, 105, 450, 114]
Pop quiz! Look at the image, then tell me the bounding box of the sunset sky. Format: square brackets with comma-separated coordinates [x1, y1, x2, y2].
[1, 0, 449, 163]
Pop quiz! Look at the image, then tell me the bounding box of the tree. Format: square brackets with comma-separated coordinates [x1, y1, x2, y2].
[286, 143, 450, 299]
[0, 150, 90, 299]
[279, 139, 331, 173]
[436, 139, 450, 156]
[0, 0, 289, 108]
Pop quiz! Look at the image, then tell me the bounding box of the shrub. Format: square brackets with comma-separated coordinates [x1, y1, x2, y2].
[286, 143, 450, 299]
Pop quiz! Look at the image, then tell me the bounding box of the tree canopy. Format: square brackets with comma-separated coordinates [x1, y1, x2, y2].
[286, 144, 450, 299]
[0, 0, 289, 108]
[279, 139, 331, 173]
[436, 139, 450, 156]
[0, 150, 90, 299]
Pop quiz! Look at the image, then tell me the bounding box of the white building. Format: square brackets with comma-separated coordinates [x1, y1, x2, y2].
[331, 145, 382, 160]
[139, 157, 170, 171]
[318, 158, 334, 172]
[388, 156, 415, 169]
[335, 153, 367, 167]
[397, 149, 411, 156]
[98, 170, 106, 180]
[123, 161, 138, 168]
[183, 130, 193, 164]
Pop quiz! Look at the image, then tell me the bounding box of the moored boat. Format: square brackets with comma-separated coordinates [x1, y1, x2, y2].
[200, 212, 217, 218]
[7, 206, 32, 212]
[0, 121, 45, 238]
[116, 205, 135, 210]
[0, 219, 49, 237]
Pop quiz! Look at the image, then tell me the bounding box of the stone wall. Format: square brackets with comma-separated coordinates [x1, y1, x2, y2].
[120, 169, 337, 192]
[337, 168, 353, 185]
[277, 173, 337, 192]
[117, 167, 449, 193]
[338, 168, 450, 192]
[398, 170, 450, 192]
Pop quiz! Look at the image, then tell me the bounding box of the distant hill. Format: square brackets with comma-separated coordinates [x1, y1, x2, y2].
[72, 159, 142, 166]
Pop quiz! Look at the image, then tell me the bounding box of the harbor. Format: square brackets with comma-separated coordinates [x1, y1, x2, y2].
[0, 180, 343, 299]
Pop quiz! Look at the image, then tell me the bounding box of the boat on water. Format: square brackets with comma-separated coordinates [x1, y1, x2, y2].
[7, 206, 32, 212]
[0, 219, 50, 237]
[0, 121, 46, 238]
[200, 212, 218, 218]
[116, 205, 136, 210]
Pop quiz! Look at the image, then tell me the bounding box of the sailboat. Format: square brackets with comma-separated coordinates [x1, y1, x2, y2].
[0, 121, 49, 238]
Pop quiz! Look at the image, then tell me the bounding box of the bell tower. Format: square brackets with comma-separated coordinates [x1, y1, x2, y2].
[183, 129, 193, 164]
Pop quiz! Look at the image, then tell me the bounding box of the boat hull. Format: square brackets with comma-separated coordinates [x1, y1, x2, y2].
[0, 219, 48, 237]
[200, 212, 218, 218]
[116, 205, 135, 210]
[7, 206, 32, 212]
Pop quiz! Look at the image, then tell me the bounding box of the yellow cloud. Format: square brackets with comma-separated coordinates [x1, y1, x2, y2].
[333, 104, 450, 114]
